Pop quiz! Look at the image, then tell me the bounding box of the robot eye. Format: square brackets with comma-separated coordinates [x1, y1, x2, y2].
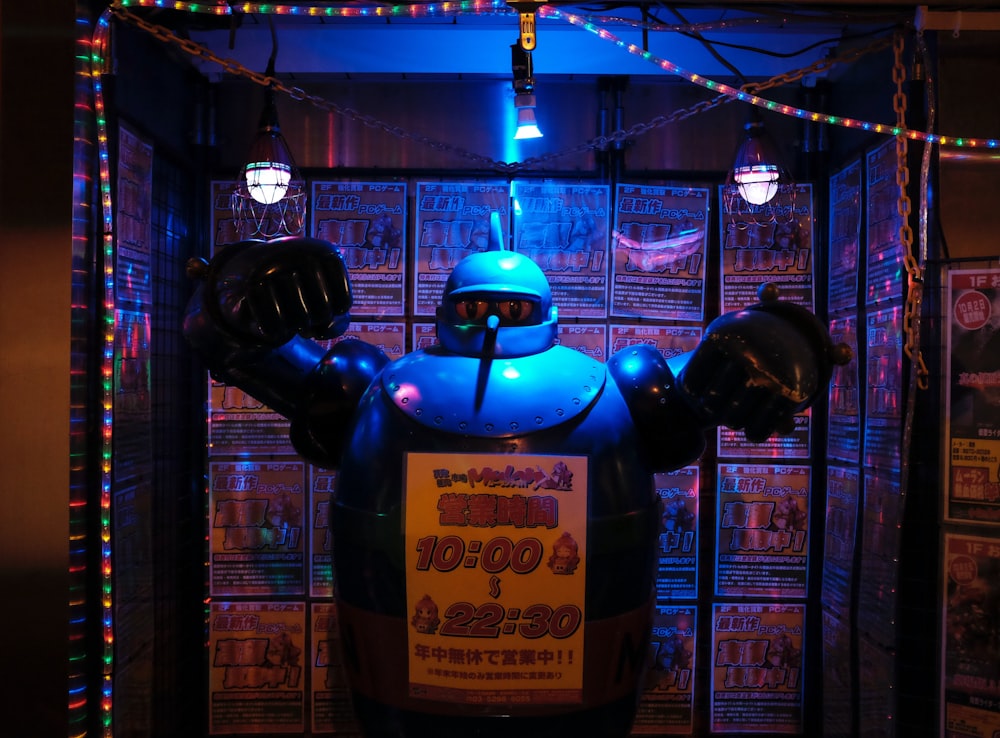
[454, 299, 490, 321]
[497, 300, 534, 323]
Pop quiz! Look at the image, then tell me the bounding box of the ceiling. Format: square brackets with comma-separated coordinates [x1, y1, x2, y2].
[156, 2, 1000, 85]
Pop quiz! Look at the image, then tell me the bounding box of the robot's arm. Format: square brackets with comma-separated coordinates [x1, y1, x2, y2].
[607, 345, 711, 471]
[183, 237, 388, 466]
[609, 284, 851, 471]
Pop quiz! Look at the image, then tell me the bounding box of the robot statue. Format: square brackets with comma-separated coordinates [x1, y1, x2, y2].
[185, 213, 849, 738]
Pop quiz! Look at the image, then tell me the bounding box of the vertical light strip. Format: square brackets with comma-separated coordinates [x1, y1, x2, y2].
[91, 10, 116, 738]
[68, 8, 98, 738]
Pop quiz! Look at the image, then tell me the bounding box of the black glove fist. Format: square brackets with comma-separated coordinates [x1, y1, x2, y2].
[679, 284, 852, 442]
[197, 236, 353, 345]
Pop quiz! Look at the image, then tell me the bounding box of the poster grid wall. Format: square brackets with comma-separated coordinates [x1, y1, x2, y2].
[201, 176, 830, 736]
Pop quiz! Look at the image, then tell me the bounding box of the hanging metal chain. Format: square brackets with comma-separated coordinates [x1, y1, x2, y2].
[107, 2, 892, 173]
[892, 31, 929, 390]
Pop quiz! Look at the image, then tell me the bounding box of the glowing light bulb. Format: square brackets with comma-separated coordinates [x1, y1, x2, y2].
[244, 161, 292, 205]
[733, 163, 779, 205]
[513, 94, 543, 140]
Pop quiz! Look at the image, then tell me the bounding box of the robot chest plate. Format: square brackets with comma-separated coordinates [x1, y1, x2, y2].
[379, 345, 606, 438]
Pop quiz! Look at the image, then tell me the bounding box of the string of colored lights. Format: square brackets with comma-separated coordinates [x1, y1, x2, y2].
[68, 10, 99, 738]
[92, 10, 117, 738]
[88, 4, 997, 732]
[113, 0, 1000, 151]
[544, 7, 1000, 150]
[116, 0, 514, 18]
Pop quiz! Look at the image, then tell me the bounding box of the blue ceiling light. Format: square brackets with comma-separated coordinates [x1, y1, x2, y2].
[510, 5, 543, 141]
[511, 42, 543, 140]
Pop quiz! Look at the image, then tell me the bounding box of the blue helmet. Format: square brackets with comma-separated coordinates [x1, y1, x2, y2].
[436, 214, 557, 358]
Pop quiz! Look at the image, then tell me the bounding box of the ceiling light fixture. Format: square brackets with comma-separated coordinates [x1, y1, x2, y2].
[510, 4, 543, 141]
[724, 112, 795, 226]
[231, 18, 306, 239]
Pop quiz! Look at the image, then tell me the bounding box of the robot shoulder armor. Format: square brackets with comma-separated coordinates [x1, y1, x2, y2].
[379, 345, 606, 437]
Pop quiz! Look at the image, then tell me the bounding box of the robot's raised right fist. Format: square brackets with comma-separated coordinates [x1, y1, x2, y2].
[192, 236, 353, 345]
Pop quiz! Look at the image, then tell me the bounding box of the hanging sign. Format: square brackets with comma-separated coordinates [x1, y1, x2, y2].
[403, 452, 588, 706]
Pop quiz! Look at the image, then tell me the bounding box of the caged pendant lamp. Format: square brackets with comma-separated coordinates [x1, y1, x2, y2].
[724, 110, 795, 227]
[231, 18, 306, 240]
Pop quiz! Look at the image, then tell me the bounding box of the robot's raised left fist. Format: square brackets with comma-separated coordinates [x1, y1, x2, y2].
[679, 283, 852, 442]
[192, 236, 352, 345]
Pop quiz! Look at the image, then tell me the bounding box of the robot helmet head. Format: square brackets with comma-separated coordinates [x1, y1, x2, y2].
[436, 245, 558, 358]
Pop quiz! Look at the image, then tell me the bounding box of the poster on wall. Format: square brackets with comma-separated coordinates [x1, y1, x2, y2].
[654, 466, 700, 602]
[412, 322, 437, 352]
[309, 467, 336, 599]
[113, 309, 153, 490]
[320, 320, 406, 363]
[512, 180, 610, 318]
[207, 378, 294, 457]
[609, 183, 708, 322]
[116, 124, 153, 308]
[311, 602, 363, 736]
[719, 183, 815, 316]
[717, 410, 811, 460]
[828, 159, 863, 315]
[556, 323, 608, 362]
[828, 314, 862, 464]
[821, 464, 860, 620]
[945, 268, 1000, 524]
[822, 607, 853, 738]
[206, 181, 298, 458]
[412, 181, 510, 316]
[864, 303, 904, 472]
[209, 460, 307, 597]
[857, 467, 902, 649]
[311, 180, 407, 317]
[942, 531, 1000, 737]
[208, 601, 306, 735]
[403, 452, 589, 706]
[711, 603, 805, 734]
[631, 605, 697, 735]
[113, 126, 155, 713]
[715, 463, 811, 598]
[865, 138, 907, 307]
[112, 309, 154, 668]
[212, 179, 244, 247]
[609, 324, 702, 362]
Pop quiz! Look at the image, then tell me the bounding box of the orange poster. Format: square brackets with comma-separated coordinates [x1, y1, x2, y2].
[403, 452, 589, 706]
[208, 601, 306, 735]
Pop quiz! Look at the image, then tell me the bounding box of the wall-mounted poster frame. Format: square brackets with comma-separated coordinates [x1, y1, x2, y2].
[412, 180, 510, 316]
[311, 180, 408, 318]
[944, 267, 1000, 525]
[511, 180, 611, 318]
[609, 183, 708, 323]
